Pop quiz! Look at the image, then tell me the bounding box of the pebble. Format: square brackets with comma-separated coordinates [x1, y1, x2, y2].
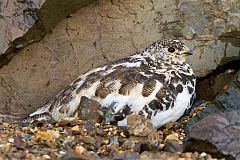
[75, 145, 86, 154]
[165, 133, 179, 142]
[43, 155, 51, 159]
[0, 110, 217, 160]
[96, 128, 104, 135]
[185, 152, 193, 158]
[48, 130, 60, 139]
[103, 139, 109, 145]
[21, 127, 31, 133]
[2, 122, 9, 128]
[200, 152, 207, 157]
[71, 125, 81, 134]
[35, 130, 60, 142]
[164, 141, 183, 153]
[59, 151, 66, 155]
[165, 123, 174, 129]
[120, 132, 127, 137]
[8, 138, 14, 143]
[82, 136, 96, 145]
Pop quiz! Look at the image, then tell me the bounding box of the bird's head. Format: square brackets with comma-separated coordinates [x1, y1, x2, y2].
[147, 39, 193, 63]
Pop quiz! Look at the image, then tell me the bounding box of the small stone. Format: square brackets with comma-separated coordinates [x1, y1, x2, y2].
[103, 139, 109, 145]
[113, 151, 140, 160]
[200, 152, 207, 158]
[185, 152, 192, 158]
[59, 151, 66, 155]
[107, 131, 112, 136]
[3, 122, 9, 128]
[165, 133, 179, 142]
[127, 115, 152, 137]
[14, 135, 27, 149]
[95, 136, 104, 149]
[163, 129, 171, 135]
[35, 130, 60, 142]
[57, 118, 79, 127]
[120, 132, 127, 138]
[113, 130, 118, 135]
[83, 121, 96, 132]
[71, 125, 81, 134]
[127, 115, 159, 143]
[95, 123, 101, 127]
[62, 136, 76, 146]
[21, 127, 31, 133]
[165, 122, 174, 129]
[122, 140, 135, 150]
[8, 138, 14, 143]
[48, 130, 60, 139]
[96, 128, 104, 135]
[164, 141, 183, 153]
[43, 155, 51, 159]
[75, 145, 86, 154]
[82, 136, 96, 145]
[109, 136, 118, 145]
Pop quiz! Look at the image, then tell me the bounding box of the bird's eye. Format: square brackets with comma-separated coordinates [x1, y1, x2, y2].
[168, 47, 175, 53]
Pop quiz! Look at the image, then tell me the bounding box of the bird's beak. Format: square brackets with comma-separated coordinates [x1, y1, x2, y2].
[182, 47, 193, 56]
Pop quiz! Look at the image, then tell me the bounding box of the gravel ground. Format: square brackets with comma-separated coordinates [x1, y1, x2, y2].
[0, 104, 221, 160]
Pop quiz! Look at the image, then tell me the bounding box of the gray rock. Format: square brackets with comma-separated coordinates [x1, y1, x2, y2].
[0, 0, 240, 116]
[186, 70, 240, 133]
[184, 110, 240, 159]
[237, 72, 240, 83]
[0, 0, 96, 67]
[164, 141, 183, 153]
[61, 149, 101, 160]
[82, 136, 96, 145]
[110, 151, 140, 160]
[78, 96, 102, 123]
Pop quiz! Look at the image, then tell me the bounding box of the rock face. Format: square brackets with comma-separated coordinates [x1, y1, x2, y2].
[184, 111, 240, 159]
[0, 0, 239, 116]
[0, 0, 96, 67]
[0, 0, 43, 57]
[185, 70, 240, 159]
[186, 70, 240, 133]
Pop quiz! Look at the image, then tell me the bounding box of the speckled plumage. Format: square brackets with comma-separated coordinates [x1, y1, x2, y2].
[21, 39, 196, 128]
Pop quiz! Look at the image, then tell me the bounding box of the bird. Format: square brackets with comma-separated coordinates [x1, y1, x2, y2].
[20, 39, 196, 128]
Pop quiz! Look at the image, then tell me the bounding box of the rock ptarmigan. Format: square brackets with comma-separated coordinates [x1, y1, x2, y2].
[20, 39, 196, 128]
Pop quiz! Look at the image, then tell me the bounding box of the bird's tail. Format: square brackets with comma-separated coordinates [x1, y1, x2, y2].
[18, 106, 53, 127]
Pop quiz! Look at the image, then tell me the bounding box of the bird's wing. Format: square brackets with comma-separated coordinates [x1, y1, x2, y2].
[19, 55, 146, 124]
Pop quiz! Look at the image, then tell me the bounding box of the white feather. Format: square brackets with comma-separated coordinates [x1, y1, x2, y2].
[151, 86, 191, 128]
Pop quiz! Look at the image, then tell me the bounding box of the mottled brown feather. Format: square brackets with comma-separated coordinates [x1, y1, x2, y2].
[76, 71, 103, 94]
[155, 87, 167, 99]
[100, 67, 126, 83]
[142, 79, 156, 97]
[95, 81, 116, 99]
[118, 81, 137, 95]
[95, 84, 111, 99]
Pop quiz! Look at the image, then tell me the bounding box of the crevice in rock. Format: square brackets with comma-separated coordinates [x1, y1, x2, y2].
[196, 59, 240, 101]
[197, 59, 240, 82]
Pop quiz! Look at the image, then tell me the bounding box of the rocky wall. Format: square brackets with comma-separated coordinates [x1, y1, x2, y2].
[0, 0, 239, 116]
